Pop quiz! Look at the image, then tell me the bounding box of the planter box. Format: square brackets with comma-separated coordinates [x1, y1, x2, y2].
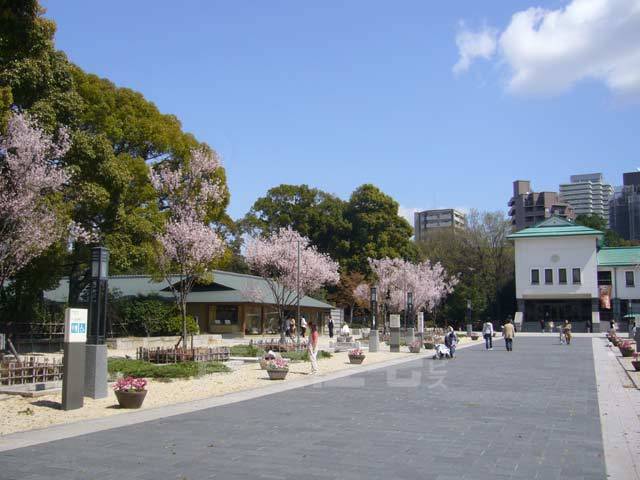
[470, 334, 479, 341]
[348, 355, 365, 365]
[267, 369, 288, 380]
[424, 342, 435, 350]
[409, 346, 421, 353]
[621, 348, 635, 358]
[115, 390, 147, 409]
[632, 360, 640, 371]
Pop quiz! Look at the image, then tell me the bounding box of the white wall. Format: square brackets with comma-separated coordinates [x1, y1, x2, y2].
[599, 267, 640, 300]
[514, 235, 599, 299]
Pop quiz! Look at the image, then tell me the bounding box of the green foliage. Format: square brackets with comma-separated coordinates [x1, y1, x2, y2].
[242, 183, 416, 274]
[574, 214, 634, 247]
[107, 358, 229, 379]
[229, 344, 264, 357]
[281, 350, 331, 362]
[112, 295, 198, 336]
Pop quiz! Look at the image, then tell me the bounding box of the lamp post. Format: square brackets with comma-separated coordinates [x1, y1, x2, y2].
[369, 286, 379, 352]
[466, 299, 473, 336]
[85, 247, 109, 399]
[406, 291, 415, 344]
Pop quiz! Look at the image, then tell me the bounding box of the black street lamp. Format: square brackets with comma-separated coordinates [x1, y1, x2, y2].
[369, 286, 379, 352]
[88, 247, 109, 344]
[370, 286, 377, 330]
[85, 246, 109, 399]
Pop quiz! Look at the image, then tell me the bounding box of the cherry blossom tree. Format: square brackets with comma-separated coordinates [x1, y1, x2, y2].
[150, 146, 226, 345]
[0, 113, 70, 289]
[355, 257, 458, 326]
[244, 227, 340, 340]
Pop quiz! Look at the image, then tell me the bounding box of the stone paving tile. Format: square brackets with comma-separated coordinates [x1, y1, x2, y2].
[0, 338, 606, 480]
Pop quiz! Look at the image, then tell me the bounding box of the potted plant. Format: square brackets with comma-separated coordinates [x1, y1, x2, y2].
[470, 333, 479, 341]
[408, 339, 422, 353]
[114, 377, 148, 409]
[632, 353, 640, 372]
[260, 351, 277, 370]
[348, 348, 366, 364]
[423, 339, 435, 350]
[620, 340, 636, 358]
[266, 357, 289, 380]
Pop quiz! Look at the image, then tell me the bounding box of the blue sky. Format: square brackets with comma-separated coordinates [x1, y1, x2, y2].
[42, 0, 639, 221]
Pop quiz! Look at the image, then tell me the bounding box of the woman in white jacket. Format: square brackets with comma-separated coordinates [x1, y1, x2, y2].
[482, 320, 494, 350]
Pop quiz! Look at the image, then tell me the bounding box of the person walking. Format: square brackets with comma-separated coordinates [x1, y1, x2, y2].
[563, 320, 572, 345]
[300, 316, 308, 338]
[539, 318, 545, 333]
[445, 327, 458, 358]
[482, 319, 494, 350]
[503, 319, 515, 352]
[328, 317, 334, 339]
[308, 322, 319, 374]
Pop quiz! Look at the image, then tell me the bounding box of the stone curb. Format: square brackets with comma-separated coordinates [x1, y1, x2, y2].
[0, 341, 481, 452]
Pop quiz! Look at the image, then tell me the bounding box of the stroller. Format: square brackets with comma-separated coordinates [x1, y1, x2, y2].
[433, 343, 451, 359]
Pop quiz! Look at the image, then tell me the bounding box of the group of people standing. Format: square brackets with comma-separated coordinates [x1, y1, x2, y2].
[285, 315, 308, 339]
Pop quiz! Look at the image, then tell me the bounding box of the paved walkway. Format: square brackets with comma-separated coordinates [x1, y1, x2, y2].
[0, 338, 607, 479]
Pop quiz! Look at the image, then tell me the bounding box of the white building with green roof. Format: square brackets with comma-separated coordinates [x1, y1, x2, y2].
[507, 217, 640, 332]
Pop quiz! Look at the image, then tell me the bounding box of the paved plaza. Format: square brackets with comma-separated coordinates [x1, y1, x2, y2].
[0, 338, 608, 479]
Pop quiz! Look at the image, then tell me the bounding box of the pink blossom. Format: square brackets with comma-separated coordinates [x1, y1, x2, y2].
[0, 113, 71, 287]
[244, 227, 339, 328]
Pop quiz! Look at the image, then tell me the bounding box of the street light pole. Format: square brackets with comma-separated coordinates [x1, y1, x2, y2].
[369, 286, 379, 352]
[85, 246, 109, 399]
[406, 291, 415, 344]
[296, 239, 301, 346]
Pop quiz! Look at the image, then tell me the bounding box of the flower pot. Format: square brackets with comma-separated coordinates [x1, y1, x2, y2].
[632, 360, 640, 371]
[621, 348, 635, 358]
[471, 334, 479, 341]
[115, 390, 147, 409]
[267, 368, 289, 380]
[424, 342, 435, 350]
[348, 355, 365, 364]
[409, 346, 421, 353]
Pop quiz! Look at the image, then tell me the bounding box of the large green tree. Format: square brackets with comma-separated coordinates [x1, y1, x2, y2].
[242, 184, 350, 265]
[574, 214, 634, 247]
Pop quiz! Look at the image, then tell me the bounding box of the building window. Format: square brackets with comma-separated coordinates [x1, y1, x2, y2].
[572, 268, 581, 284]
[544, 269, 553, 285]
[627, 271, 635, 287]
[531, 269, 540, 285]
[559, 268, 567, 284]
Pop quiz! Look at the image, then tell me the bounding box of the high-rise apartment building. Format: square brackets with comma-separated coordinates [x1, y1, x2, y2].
[559, 173, 613, 226]
[414, 208, 466, 242]
[610, 172, 640, 241]
[508, 180, 575, 231]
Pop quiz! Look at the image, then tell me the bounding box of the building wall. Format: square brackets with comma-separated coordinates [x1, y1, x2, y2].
[559, 174, 613, 227]
[598, 267, 640, 301]
[509, 181, 575, 231]
[514, 236, 599, 299]
[414, 208, 466, 242]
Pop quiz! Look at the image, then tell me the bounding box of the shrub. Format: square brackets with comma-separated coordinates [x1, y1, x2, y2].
[113, 295, 199, 336]
[280, 350, 331, 362]
[107, 358, 229, 379]
[230, 344, 264, 357]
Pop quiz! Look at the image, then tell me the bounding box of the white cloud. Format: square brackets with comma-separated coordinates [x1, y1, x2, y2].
[455, 0, 640, 97]
[453, 23, 498, 74]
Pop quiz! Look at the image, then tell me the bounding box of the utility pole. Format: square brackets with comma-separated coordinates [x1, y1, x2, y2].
[296, 239, 301, 346]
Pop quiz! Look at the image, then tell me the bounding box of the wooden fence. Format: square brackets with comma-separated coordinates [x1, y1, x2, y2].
[0, 357, 64, 385]
[137, 346, 230, 364]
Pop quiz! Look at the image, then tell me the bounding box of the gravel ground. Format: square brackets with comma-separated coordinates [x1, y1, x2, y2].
[0, 349, 412, 436]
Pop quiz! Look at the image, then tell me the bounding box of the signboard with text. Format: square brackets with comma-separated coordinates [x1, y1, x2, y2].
[64, 308, 88, 343]
[390, 314, 401, 328]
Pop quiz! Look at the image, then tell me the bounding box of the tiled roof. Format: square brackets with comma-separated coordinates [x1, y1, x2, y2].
[598, 247, 640, 267]
[507, 216, 603, 239]
[44, 270, 334, 309]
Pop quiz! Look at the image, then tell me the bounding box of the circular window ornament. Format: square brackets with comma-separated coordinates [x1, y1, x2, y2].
[551, 254, 560, 263]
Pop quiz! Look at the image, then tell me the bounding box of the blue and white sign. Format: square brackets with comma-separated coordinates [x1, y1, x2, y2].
[64, 308, 88, 343]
